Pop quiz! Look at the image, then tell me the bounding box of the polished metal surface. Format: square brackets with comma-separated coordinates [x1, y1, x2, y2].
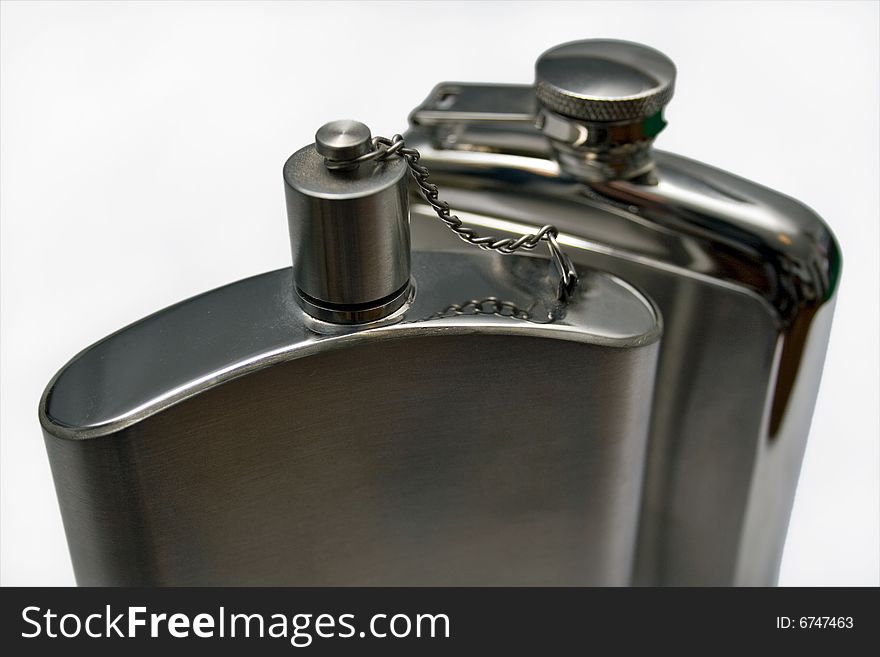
[39, 38, 840, 588]
[314, 119, 373, 164]
[530, 39, 675, 181]
[534, 39, 675, 123]
[332, 130, 579, 302]
[284, 137, 411, 323]
[405, 57, 840, 585]
[40, 250, 661, 585]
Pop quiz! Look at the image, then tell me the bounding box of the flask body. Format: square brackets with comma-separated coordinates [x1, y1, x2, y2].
[405, 84, 841, 585]
[41, 251, 660, 585]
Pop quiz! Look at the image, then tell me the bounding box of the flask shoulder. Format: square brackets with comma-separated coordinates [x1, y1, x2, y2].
[404, 125, 841, 323]
[647, 149, 842, 310]
[40, 250, 660, 442]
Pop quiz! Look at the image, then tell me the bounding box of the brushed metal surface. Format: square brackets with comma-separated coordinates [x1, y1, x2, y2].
[41, 250, 660, 586]
[284, 142, 410, 311]
[405, 82, 840, 586]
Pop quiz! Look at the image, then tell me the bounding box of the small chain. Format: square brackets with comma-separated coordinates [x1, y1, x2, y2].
[325, 135, 578, 303]
[422, 297, 533, 322]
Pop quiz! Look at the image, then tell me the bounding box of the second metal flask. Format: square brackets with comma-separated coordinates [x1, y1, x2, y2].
[40, 120, 661, 585]
[404, 39, 842, 585]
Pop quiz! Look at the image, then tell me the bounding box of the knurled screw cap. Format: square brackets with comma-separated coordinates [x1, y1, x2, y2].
[315, 120, 373, 162]
[535, 39, 676, 123]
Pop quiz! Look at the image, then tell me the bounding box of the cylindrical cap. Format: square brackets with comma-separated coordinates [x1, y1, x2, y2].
[284, 121, 411, 324]
[535, 39, 675, 123]
[315, 119, 373, 163]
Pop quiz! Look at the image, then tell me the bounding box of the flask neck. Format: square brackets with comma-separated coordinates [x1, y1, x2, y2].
[537, 108, 666, 182]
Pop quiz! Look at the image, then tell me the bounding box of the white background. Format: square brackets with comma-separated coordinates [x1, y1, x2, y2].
[1, 1, 877, 586]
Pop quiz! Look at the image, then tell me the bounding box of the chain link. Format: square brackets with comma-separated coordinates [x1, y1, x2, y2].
[325, 134, 578, 303]
[422, 297, 533, 322]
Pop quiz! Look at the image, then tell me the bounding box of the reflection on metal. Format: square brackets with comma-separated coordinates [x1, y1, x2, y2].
[40, 249, 660, 585]
[39, 38, 840, 588]
[406, 39, 841, 586]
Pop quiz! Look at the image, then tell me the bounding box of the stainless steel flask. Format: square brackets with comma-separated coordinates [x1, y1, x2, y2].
[404, 39, 841, 585]
[40, 119, 661, 585]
